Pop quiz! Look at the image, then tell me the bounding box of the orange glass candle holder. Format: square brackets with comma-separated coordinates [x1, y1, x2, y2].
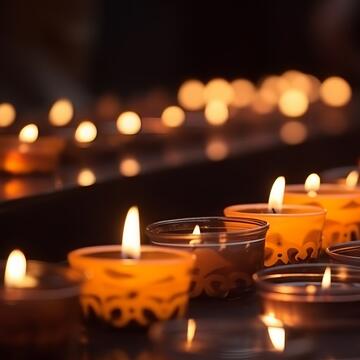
[224, 204, 326, 267]
[0, 136, 65, 174]
[146, 217, 269, 298]
[68, 245, 195, 328]
[285, 184, 360, 249]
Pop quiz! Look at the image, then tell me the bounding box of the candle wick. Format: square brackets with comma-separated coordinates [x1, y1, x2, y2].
[272, 208, 277, 214]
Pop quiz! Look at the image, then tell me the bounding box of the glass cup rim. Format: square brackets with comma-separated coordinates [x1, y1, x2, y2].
[146, 216, 269, 247]
[326, 240, 360, 262]
[285, 184, 360, 198]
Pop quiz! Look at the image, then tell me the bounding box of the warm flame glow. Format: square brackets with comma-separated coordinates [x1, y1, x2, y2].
[205, 138, 229, 161]
[0, 103, 16, 127]
[268, 176, 285, 212]
[346, 170, 359, 189]
[119, 157, 141, 177]
[231, 79, 256, 108]
[49, 99, 74, 126]
[320, 76, 351, 107]
[321, 266, 331, 289]
[204, 100, 229, 126]
[305, 173, 320, 197]
[280, 121, 308, 145]
[77, 168, 96, 186]
[4, 250, 37, 288]
[186, 319, 196, 350]
[178, 80, 205, 110]
[204, 78, 234, 105]
[122, 206, 141, 259]
[116, 111, 142, 135]
[190, 225, 201, 245]
[261, 313, 285, 352]
[19, 124, 39, 143]
[161, 106, 185, 128]
[75, 121, 97, 143]
[278, 89, 309, 117]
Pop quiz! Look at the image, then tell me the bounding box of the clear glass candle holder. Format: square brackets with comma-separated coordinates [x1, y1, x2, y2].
[326, 240, 360, 266]
[254, 263, 360, 329]
[146, 217, 269, 298]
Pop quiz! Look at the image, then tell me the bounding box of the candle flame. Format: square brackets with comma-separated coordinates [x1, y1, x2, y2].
[346, 170, 359, 189]
[116, 111, 141, 135]
[186, 319, 196, 350]
[19, 124, 38, 143]
[4, 249, 37, 288]
[305, 173, 320, 197]
[77, 168, 96, 187]
[122, 206, 141, 259]
[268, 176, 285, 212]
[321, 266, 331, 289]
[190, 224, 202, 245]
[74, 121, 97, 143]
[0, 103, 16, 127]
[261, 313, 285, 352]
[49, 99, 74, 126]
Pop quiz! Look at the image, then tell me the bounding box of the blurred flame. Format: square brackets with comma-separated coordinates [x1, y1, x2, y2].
[205, 138, 229, 161]
[77, 168, 96, 187]
[19, 124, 38, 143]
[305, 173, 320, 197]
[280, 121, 308, 145]
[268, 176, 285, 213]
[49, 99, 74, 126]
[204, 100, 228, 126]
[161, 106, 185, 128]
[186, 319, 196, 351]
[116, 111, 142, 135]
[119, 157, 141, 177]
[122, 206, 141, 259]
[0, 103, 16, 127]
[321, 267, 331, 289]
[346, 170, 359, 189]
[231, 79, 256, 108]
[320, 76, 351, 107]
[190, 225, 201, 246]
[278, 89, 309, 117]
[178, 80, 205, 110]
[261, 313, 285, 352]
[75, 121, 97, 143]
[5, 250, 37, 288]
[204, 78, 234, 105]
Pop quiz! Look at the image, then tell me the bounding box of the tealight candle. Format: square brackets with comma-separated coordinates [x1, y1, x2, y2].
[146, 216, 269, 298]
[224, 177, 326, 267]
[284, 173, 360, 249]
[0, 249, 83, 358]
[254, 263, 360, 329]
[0, 124, 65, 174]
[68, 206, 195, 328]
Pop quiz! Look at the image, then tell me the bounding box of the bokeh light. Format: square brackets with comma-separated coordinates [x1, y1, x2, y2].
[177, 80, 205, 110]
[116, 111, 142, 135]
[77, 168, 96, 186]
[74, 121, 97, 143]
[204, 78, 234, 104]
[49, 99, 74, 126]
[204, 100, 229, 126]
[161, 106, 185, 128]
[278, 89, 309, 117]
[251, 92, 275, 114]
[320, 76, 351, 107]
[205, 138, 229, 161]
[280, 121, 308, 145]
[231, 79, 256, 108]
[19, 124, 38, 143]
[119, 157, 141, 177]
[0, 103, 16, 127]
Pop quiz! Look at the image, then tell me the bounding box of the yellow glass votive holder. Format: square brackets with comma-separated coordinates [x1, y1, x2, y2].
[68, 245, 195, 328]
[285, 184, 360, 249]
[224, 204, 326, 267]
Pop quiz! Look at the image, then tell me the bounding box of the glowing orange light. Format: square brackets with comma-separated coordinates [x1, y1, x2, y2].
[122, 206, 141, 259]
[305, 173, 320, 197]
[161, 106, 185, 128]
[177, 80, 205, 111]
[321, 266, 331, 289]
[251, 92, 275, 114]
[280, 121, 308, 145]
[204, 100, 229, 126]
[278, 89, 309, 117]
[346, 170, 359, 189]
[268, 176, 286, 212]
[320, 77, 351, 107]
[186, 319, 196, 351]
[205, 138, 229, 161]
[116, 111, 141, 135]
[0, 103, 16, 127]
[75, 121, 97, 143]
[119, 157, 141, 177]
[19, 124, 38, 143]
[261, 313, 285, 352]
[204, 78, 234, 105]
[77, 168, 96, 187]
[189, 225, 202, 246]
[231, 79, 256, 108]
[49, 99, 74, 126]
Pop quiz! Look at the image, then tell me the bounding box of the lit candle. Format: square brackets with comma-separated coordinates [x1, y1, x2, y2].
[68, 206, 195, 327]
[254, 263, 360, 328]
[147, 216, 268, 298]
[0, 123, 65, 174]
[284, 173, 360, 249]
[224, 177, 326, 267]
[0, 250, 82, 357]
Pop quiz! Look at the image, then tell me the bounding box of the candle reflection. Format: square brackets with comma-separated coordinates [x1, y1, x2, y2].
[346, 170, 359, 189]
[185, 319, 196, 351]
[77, 168, 96, 186]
